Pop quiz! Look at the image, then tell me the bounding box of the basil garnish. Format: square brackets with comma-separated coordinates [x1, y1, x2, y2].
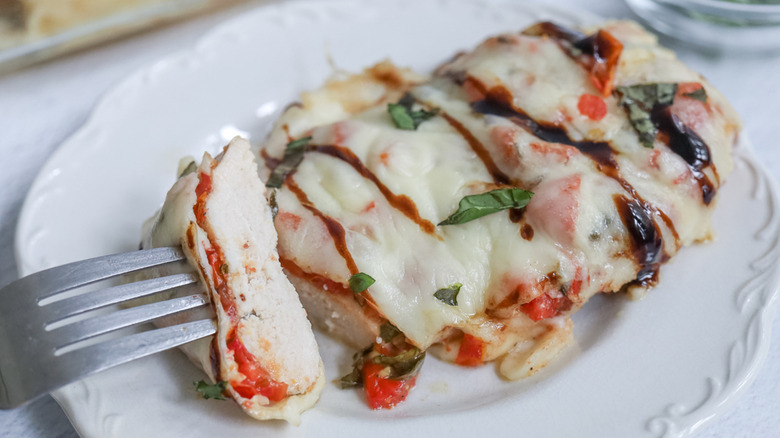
[373, 348, 426, 380]
[339, 368, 362, 388]
[339, 346, 373, 389]
[388, 93, 438, 131]
[349, 272, 375, 293]
[683, 87, 708, 103]
[380, 323, 402, 343]
[339, 336, 425, 389]
[438, 188, 533, 226]
[434, 283, 462, 306]
[265, 136, 312, 188]
[615, 83, 677, 148]
[194, 380, 227, 400]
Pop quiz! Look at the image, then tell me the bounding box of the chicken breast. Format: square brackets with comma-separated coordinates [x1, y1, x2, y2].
[142, 137, 325, 424]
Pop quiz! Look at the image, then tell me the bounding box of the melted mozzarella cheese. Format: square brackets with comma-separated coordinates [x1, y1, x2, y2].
[261, 21, 740, 376]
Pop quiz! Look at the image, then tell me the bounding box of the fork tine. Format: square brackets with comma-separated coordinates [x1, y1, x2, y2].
[65, 318, 217, 371]
[49, 292, 211, 351]
[16, 247, 185, 302]
[40, 272, 200, 324]
[8, 319, 217, 408]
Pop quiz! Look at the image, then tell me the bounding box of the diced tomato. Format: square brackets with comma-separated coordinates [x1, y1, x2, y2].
[380, 151, 391, 166]
[673, 171, 690, 185]
[529, 142, 579, 164]
[648, 149, 662, 170]
[275, 211, 302, 230]
[521, 293, 572, 321]
[588, 30, 623, 96]
[195, 172, 211, 198]
[193, 173, 237, 321]
[520, 23, 622, 97]
[332, 121, 350, 146]
[577, 94, 607, 121]
[455, 333, 485, 367]
[193, 172, 211, 223]
[203, 244, 236, 319]
[228, 336, 288, 402]
[568, 266, 583, 297]
[525, 175, 581, 246]
[489, 126, 522, 168]
[362, 362, 417, 410]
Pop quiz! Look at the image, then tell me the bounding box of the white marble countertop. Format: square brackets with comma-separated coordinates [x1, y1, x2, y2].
[0, 0, 778, 436]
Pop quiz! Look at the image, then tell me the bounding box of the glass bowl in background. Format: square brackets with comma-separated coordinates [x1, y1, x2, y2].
[625, 0, 780, 53]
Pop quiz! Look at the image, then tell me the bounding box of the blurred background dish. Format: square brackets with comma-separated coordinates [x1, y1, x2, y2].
[0, 0, 251, 74]
[624, 0, 780, 52]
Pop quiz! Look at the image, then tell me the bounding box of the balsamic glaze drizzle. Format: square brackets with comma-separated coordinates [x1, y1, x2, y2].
[613, 195, 667, 287]
[467, 83, 678, 285]
[440, 113, 511, 185]
[309, 145, 437, 235]
[285, 178, 359, 275]
[651, 107, 716, 205]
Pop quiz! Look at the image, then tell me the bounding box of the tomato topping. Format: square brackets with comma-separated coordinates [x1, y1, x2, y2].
[521, 23, 622, 97]
[228, 336, 288, 402]
[577, 94, 607, 121]
[193, 172, 211, 223]
[203, 245, 236, 318]
[568, 266, 583, 297]
[588, 30, 623, 96]
[192, 171, 236, 319]
[521, 293, 572, 321]
[362, 362, 417, 410]
[455, 333, 485, 367]
[275, 211, 302, 230]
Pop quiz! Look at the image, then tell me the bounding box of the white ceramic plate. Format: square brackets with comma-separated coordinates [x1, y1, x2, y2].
[15, 0, 780, 437]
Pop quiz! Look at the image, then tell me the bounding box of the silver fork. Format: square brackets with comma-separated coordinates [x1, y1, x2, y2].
[0, 246, 216, 409]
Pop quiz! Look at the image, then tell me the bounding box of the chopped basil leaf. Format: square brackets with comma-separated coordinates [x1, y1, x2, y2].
[438, 188, 533, 226]
[339, 344, 424, 388]
[339, 346, 373, 389]
[349, 272, 375, 293]
[408, 108, 438, 128]
[373, 348, 426, 380]
[194, 380, 227, 400]
[380, 323, 402, 343]
[434, 283, 462, 306]
[388, 93, 438, 131]
[615, 83, 678, 148]
[286, 136, 314, 150]
[265, 136, 312, 188]
[683, 87, 708, 103]
[388, 103, 416, 130]
[339, 363, 363, 389]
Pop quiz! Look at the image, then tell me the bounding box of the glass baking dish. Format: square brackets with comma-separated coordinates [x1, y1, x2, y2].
[0, 0, 252, 74]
